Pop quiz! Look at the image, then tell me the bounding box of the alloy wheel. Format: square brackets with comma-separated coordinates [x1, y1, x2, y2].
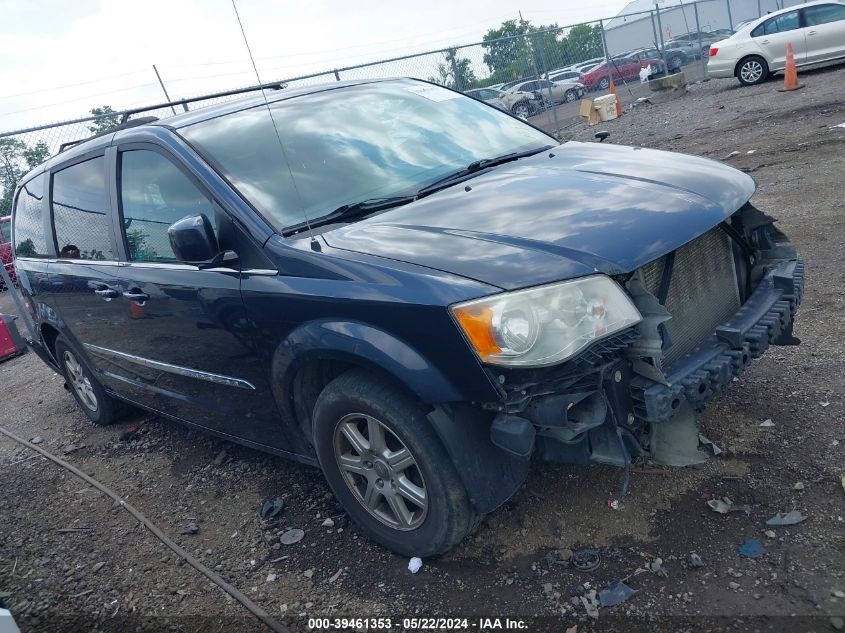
[63, 350, 98, 412]
[333, 413, 427, 531]
[565, 90, 576, 103]
[740, 60, 763, 84]
[513, 103, 530, 119]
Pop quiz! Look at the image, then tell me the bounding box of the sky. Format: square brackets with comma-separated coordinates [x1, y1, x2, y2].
[0, 0, 631, 133]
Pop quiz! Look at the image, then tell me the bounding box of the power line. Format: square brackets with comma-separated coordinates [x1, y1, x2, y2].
[1, 68, 151, 101]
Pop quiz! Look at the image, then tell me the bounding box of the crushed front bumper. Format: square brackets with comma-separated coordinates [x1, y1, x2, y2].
[631, 258, 805, 422]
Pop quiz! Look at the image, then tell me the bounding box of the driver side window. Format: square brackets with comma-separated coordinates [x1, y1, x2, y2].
[119, 150, 215, 263]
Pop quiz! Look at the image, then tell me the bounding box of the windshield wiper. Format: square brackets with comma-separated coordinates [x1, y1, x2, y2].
[416, 145, 554, 197]
[286, 195, 416, 234]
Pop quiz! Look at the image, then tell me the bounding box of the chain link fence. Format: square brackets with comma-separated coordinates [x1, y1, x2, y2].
[1, 0, 796, 222]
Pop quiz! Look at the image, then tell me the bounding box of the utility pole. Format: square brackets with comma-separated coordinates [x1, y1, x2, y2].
[153, 65, 178, 115]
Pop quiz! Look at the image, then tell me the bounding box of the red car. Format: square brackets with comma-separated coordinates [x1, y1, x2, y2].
[580, 55, 664, 90]
[0, 214, 16, 288]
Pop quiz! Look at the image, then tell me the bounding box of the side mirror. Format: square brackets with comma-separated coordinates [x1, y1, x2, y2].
[595, 131, 610, 142]
[168, 214, 219, 264]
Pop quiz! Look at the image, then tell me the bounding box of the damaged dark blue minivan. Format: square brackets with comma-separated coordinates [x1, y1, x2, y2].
[11, 78, 803, 555]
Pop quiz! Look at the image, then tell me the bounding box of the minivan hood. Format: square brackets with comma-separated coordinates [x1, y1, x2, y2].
[322, 142, 755, 290]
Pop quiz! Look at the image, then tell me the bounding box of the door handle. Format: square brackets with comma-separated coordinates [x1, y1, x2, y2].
[807, 30, 817, 35]
[94, 287, 119, 298]
[122, 290, 150, 302]
[760, 39, 770, 44]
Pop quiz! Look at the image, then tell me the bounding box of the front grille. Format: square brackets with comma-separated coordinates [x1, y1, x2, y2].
[638, 227, 741, 365]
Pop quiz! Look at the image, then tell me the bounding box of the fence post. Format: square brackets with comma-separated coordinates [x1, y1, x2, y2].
[599, 19, 612, 93]
[726, 0, 734, 29]
[334, 69, 341, 81]
[0, 264, 36, 341]
[695, 1, 707, 80]
[533, 32, 561, 135]
[655, 5, 666, 50]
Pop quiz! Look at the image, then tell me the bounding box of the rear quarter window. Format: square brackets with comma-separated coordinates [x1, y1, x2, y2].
[12, 174, 48, 258]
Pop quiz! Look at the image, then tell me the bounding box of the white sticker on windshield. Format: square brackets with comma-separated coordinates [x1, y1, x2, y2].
[405, 84, 459, 102]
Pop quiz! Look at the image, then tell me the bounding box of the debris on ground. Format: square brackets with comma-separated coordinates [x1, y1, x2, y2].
[580, 590, 600, 619]
[119, 424, 140, 442]
[321, 517, 334, 528]
[647, 558, 668, 579]
[259, 497, 285, 520]
[687, 552, 705, 568]
[61, 443, 84, 455]
[408, 557, 423, 574]
[831, 616, 844, 631]
[29, 436, 43, 445]
[707, 497, 751, 514]
[759, 419, 775, 428]
[793, 482, 805, 490]
[723, 150, 740, 159]
[764, 530, 777, 539]
[571, 547, 601, 572]
[265, 573, 276, 583]
[766, 510, 807, 526]
[328, 569, 342, 583]
[698, 434, 723, 456]
[279, 528, 305, 545]
[738, 538, 766, 558]
[599, 580, 638, 607]
[180, 522, 199, 535]
[91, 562, 106, 573]
[819, 401, 830, 407]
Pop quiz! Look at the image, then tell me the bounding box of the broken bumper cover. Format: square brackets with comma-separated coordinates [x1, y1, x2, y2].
[631, 259, 805, 422]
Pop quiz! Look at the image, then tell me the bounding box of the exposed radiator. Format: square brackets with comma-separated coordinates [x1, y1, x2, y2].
[637, 227, 741, 365]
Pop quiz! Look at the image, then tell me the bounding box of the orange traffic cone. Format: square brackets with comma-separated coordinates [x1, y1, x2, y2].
[609, 80, 623, 118]
[780, 42, 803, 91]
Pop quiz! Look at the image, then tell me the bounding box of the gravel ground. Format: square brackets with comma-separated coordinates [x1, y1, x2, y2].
[1, 65, 844, 633]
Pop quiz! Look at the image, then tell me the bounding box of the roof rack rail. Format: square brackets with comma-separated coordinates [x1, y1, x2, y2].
[57, 116, 160, 153]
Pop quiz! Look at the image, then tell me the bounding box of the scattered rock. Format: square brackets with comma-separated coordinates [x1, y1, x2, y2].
[831, 616, 844, 631]
[213, 449, 227, 466]
[303, 569, 314, 579]
[321, 518, 335, 528]
[408, 557, 423, 574]
[266, 573, 276, 583]
[766, 511, 807, 526]
[280, 528, 305, 545]
[62, 443, 84, 455]
[793, 482, 805, 490]
[260, 498, 285, 521]
[180, 523, 199, 535]
[687, 552, 705, 568]
[91, 562, 106, 573]
[30, 436, 43, 445]
[648, 558, 668, 578]
[328, 569, 342, 583]
[759, 419, 775, 427]
[764, 530, 777, 539]
[832, 590, 845, 599]
[729, 582, 740, 590]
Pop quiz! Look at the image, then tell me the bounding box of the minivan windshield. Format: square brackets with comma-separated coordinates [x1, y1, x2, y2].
[180, 79, 554, 231]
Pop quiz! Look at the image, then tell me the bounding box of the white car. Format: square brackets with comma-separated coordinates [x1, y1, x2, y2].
[708, 0, 845, 85]
[505, 78, 586, 104]
[463, 87, 542, 118]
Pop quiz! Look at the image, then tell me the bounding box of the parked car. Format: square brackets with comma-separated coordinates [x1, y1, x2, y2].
[708, 0, 845, 85]
[665, 31, 723, 58]
[0, 214, 15, 288]
[12, 78, 804, 556]
[627, 47, 688, 71]
[464, 87, 542, 118]
[506, 78, 586, 104]
[581, 55, 663, 90]
[548, 69, 583, 83]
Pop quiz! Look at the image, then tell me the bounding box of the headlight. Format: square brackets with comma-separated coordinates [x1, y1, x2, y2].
[451, 275, 641, 367]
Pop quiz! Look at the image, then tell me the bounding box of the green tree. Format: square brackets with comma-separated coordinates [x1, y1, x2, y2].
[0, 138, 50, 214]
[481, 19, 567, 85]
[88, 105, 120, 134]
[428, 49, 477, 90]
[561, 24, 604, 64]
[126, 227, 157, 262]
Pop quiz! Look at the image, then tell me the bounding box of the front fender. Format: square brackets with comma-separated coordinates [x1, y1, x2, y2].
[272, 319, 468, 413]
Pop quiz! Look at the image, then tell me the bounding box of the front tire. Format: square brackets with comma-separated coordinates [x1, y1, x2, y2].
[55, 336, 119, 426]
[564, 89, 577, 103]
[312, 369, 477, 557]
[737, 56, 769, 86]
[511, 101, 530, 119]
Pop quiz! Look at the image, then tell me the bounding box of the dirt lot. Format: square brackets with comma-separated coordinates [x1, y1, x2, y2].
[1, 65, 844, 633]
